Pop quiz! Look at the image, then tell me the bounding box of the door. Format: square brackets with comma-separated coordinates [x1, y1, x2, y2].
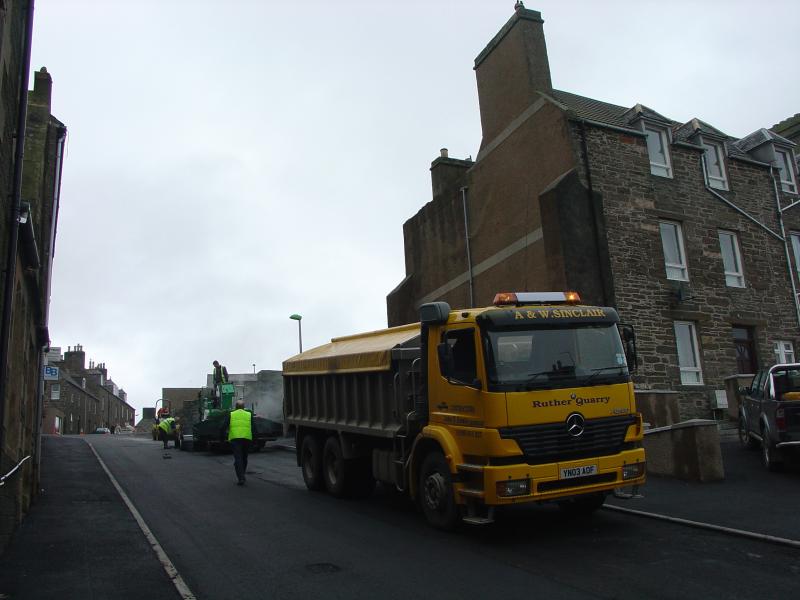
[732, 326, 758, 375]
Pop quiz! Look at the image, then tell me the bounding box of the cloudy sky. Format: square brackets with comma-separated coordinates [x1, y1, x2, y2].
[30, 0, 799, 419]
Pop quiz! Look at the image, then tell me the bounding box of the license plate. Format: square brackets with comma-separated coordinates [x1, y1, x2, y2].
[560, 464, 597, 479]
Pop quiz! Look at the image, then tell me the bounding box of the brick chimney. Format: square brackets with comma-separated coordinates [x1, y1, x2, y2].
[430, 148, 473, 198]
[474, 7, 552, 149]
[63, 344, 86, 374]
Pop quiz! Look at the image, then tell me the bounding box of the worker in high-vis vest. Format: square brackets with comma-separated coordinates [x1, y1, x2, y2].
[226, 400, 253, 485]
[158, 416, 176, 449]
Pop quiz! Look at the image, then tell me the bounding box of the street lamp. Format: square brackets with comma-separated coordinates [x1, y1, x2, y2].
[290, 314, 303, 353]
[252, 363, 256, 374]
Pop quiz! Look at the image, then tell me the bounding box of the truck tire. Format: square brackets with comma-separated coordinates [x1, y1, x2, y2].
[761, 427, 782, 472]
[322, 436, 347, 497]
[558, 492, 606, 516]
[738, 413, 757, 450]
[419, 451, 459, 531]
[301, 435, 325, 492]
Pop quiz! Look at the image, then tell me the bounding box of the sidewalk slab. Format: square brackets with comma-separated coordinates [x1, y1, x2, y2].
[608, 439, 800, 541]
[0, 436, 180, 600]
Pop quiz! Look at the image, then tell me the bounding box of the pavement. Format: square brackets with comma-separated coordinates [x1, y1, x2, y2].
[1, 430, 798, 599]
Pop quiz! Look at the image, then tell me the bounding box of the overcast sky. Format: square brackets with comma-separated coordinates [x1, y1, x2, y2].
[30, 0, 799, 419]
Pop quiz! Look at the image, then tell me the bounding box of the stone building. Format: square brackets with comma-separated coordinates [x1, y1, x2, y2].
[386, 7, 800, 422]
[43, 346, 135, 434]
[0, 0, 65, 551]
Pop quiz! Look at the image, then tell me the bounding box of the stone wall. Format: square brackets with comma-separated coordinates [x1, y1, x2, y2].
[575, 122, 799, 419]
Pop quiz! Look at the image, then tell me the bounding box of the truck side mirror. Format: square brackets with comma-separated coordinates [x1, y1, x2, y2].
[619, 324, 637, 372]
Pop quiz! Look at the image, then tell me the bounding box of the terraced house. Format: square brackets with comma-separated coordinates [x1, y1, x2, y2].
[387, 7, 800, 423]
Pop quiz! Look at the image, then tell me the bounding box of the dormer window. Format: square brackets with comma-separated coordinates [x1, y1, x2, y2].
[644, 125, 672, 178]
[701, 141, 728, 190]
[776, 148, 798, 194]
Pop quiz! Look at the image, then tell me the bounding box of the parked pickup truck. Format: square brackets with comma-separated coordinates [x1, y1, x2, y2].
[739, 363, 800, 470]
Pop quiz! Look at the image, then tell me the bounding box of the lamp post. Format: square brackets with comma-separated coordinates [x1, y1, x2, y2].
[290, 314, 303, 353]
[252, 363, 256, 374]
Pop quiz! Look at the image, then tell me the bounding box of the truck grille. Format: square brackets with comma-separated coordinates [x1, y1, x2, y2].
[498, 415, 635, 465]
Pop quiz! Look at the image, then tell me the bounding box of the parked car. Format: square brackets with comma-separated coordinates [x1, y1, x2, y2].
[739, 363, 800, 470]
[91, 427, 112, 435]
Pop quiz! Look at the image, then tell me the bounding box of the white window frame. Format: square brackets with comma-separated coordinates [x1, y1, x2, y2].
[644, 125, 673, 178]
[776, 148, 798, 194]
[51, 383, 60, 400]
[718, 230, 745, 288]
[702, 141, 728, 190]
[774, 340, 795, 364]
[674, 321, 704, 385]
[659, 220, 689, 281]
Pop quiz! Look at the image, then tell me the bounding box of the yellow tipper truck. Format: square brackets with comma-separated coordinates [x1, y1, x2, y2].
[283, 291, 645, 529]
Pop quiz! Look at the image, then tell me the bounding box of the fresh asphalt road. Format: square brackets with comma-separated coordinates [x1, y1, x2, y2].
[83, 435, 800, 600]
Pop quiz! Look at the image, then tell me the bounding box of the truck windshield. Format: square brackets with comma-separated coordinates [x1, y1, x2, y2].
[483, 324, 629, 392]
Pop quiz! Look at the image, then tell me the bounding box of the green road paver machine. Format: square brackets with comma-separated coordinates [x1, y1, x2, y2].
[177, 383, 282, 452]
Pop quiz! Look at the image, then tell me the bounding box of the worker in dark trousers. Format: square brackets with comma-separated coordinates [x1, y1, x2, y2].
[158, 416, 176, 449]
[225, 400, 253, 485]
[212, 360, 229, 409]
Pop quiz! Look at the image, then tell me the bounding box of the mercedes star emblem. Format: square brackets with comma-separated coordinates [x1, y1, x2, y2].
[566, 412, 585, 437]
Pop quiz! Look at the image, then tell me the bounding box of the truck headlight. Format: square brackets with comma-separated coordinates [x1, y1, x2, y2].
[496, 478, 530, 497]
[622, 462, 645, 480]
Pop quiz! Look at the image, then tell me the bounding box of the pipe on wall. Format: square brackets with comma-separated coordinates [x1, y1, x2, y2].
[770, 167, 800, 330]
[460, 187, 474, 307]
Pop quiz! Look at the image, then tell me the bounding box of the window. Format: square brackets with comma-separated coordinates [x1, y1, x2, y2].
[792, 233, 800, 279]
[774, 341, 795, 364]
[718, 230, 745, 287]
[776, 149, 798, 193]
[440, 328, 477, 384]
[732, 326, 758, 374]
[659, 221, 689, 281]
[674, 321, 703, 384]
[645, 126, 672, 177]
[702, 141, 728, 190]
[50, 383, 60, 400]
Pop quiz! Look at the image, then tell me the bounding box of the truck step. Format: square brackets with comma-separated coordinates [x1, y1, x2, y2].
[456, 463, 485, 472]
[458, 488, 485, 498]
[462, 516, 494, 525]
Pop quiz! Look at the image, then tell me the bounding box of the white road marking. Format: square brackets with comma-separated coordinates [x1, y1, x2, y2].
[87, 442, 198, 600]
[605, 504, 800, 549]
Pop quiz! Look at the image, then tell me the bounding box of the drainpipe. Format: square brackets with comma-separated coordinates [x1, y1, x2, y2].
[700, 155, 783, 241]
[0, 0, 36, 468]
[460, 187, 474, 307]
[771, 167, 800, 330]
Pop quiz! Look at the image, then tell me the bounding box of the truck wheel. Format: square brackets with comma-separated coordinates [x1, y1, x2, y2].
[419, 452, 459, 531]
[301, 435, 325, 492]
[761, 428, 782, 472]
[738, 413, 757, 449]
[322, 436, 347, 497]
[558, 492, 606, 516]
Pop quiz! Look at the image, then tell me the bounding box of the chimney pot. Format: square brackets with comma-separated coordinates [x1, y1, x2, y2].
[440, 148, 449, 158]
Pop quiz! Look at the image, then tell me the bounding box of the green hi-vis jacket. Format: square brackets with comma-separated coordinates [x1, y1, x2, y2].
[228, 409, 253, 441]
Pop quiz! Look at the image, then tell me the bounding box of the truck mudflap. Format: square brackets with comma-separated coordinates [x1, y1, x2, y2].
[454, 448, 646, 506]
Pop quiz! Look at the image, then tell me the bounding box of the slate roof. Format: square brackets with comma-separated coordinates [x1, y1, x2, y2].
[551, 89, 794, 165]
[733, 128, 795, 153]
[550, 89, 634, 129]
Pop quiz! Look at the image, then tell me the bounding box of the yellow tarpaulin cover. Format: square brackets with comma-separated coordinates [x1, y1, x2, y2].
[283, 323, 420, 376]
